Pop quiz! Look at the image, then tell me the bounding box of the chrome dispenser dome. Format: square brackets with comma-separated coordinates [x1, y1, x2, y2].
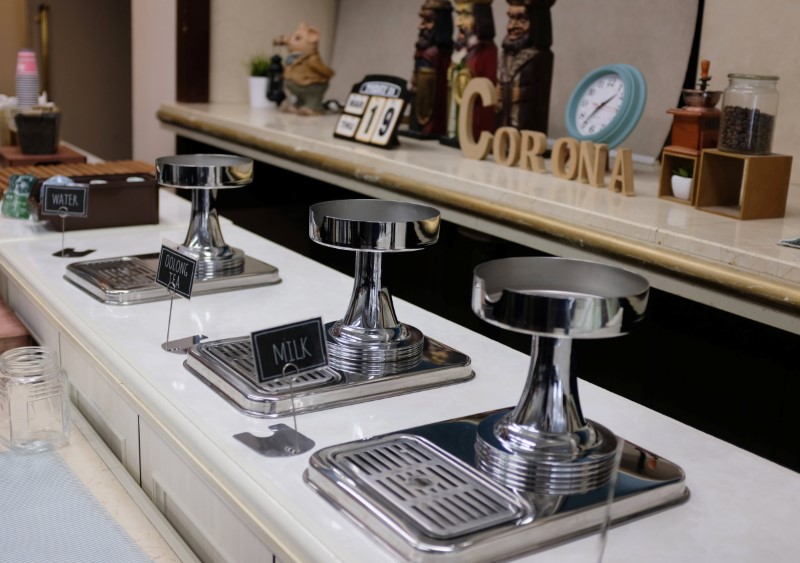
[156, 154, 252, 277]
[309, 199, 440, 373]
[472, 257, 649, 495]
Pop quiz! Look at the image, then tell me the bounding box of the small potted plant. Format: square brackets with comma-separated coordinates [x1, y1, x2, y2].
[670, 165, 693, 201]
[246, 54, 270, 108]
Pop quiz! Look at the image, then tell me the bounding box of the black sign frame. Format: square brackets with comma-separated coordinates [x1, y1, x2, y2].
[250, 317, 329, 384]
[155, 245, 197, 299]
[41, 183, 89, 217]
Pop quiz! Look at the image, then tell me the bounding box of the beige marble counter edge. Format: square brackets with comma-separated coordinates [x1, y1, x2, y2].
[157, 107, 800, 317]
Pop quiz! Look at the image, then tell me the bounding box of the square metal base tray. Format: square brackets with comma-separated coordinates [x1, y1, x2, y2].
[63, 252, 281, 304]
[305, 409, 689, 562]
[183, 331, 474, 418]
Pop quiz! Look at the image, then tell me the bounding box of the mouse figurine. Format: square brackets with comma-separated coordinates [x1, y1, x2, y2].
[273, 22, 335, 115]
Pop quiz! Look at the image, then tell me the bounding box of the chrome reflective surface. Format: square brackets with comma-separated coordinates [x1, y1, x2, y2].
[319, 434, 528, 539]
[156, 154, 255, 276]
[472, 257, 649, 339]
[309, 200, 442, 372]
[472, 257, 650, 495]
[64, 253, 280, 304]
[234, 423, 315, 457]
[155, 154, 253, 189]
[305, 409, 689, 563]
[183, 188, 244, 276]
[183, 329, 474, 417]
[309, 199, 440, 252]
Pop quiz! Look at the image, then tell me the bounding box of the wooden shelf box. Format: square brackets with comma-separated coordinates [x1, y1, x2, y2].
[695, 149, 792, 220]
[659, 146, 699, 205]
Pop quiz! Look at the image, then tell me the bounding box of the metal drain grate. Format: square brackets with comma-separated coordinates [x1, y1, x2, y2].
[197, 338, 338, 392]
[330, 435, 524, 539]
[71, 256, 156, 289]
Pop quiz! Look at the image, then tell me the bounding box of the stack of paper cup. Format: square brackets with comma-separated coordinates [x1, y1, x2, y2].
[15, 49, 40, 110]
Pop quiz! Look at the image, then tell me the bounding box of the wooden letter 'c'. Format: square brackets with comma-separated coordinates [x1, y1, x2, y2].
[458, 78, 496, 161]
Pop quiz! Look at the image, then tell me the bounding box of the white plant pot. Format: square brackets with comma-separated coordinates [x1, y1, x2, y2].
[248, 76, 269, 108]
[670, 175, 692, 200]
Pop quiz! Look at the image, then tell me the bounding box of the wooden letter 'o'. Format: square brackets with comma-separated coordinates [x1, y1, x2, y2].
[493, 127, 521, 167]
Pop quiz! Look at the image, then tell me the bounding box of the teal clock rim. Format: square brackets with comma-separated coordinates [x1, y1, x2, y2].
[565, 64, 647, 149]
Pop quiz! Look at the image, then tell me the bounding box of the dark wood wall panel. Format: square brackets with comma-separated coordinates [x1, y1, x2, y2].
[177, 0, 209, 103]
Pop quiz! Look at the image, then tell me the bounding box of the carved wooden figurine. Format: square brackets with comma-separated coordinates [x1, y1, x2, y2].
[497, 0, 556, 134]
[441, 0, 497, 147]
[274, 23, 335, 115]
[407, 0, 454, 139]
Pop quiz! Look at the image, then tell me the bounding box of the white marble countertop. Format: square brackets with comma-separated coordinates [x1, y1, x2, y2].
[0, 222, 797, 562]
[157, 102, 800, 331]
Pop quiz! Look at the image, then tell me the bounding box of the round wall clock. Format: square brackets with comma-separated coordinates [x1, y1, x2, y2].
[565, 64, 647, 148]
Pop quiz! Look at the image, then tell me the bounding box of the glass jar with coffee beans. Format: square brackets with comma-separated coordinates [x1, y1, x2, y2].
[718, 74, 779, 155]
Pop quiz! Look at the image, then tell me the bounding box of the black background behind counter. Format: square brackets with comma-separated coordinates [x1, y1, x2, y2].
[177, 136, 800, 474]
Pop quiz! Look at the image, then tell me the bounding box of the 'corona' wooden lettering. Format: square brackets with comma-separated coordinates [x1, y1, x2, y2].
[457, 77, 635, 195]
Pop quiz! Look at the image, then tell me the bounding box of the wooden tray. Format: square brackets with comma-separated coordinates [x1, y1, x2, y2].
[0, 160, 154, 193]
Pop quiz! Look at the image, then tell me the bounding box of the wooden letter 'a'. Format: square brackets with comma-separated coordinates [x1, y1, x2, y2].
[458, 78, 496, 161]
[609, 148, 635, 195]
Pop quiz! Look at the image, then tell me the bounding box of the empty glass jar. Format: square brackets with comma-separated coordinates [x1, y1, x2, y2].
[718, 74, 779, 155]
[0, 347, 70, 452]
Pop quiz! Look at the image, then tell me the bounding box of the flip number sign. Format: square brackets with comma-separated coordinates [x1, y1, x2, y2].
[155, 243, 198, 299]
[250, 318, 329, 384]
[41, 183, 89, 217]
[334, 75, 409, 148]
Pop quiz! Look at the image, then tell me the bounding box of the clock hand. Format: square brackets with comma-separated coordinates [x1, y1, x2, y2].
[582, 92, 619, 127]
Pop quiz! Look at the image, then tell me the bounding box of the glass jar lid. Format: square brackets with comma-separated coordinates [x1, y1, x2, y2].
[728, 73, 779, 82]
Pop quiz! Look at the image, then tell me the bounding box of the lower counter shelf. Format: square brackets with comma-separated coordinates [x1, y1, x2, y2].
[0, 408, 195, 562]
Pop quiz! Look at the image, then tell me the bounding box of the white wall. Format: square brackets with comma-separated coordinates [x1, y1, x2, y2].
[131, 0, 337, 163]
[209, 0, 337, 103]
[131, 0, 176, 164]
[700, 0, 800, 183]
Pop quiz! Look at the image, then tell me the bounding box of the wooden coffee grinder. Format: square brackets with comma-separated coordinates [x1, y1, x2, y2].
[659, 60, 722, 204]
[668, 60, 722, 152]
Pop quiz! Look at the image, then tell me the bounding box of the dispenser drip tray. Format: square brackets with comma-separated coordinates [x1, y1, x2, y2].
[305, 409, 689, 562]
[183, 323, 474, 418]
[63, 252, 280, 304]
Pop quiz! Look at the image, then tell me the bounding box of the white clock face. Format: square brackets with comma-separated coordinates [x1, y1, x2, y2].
[574, 73, 625, 136]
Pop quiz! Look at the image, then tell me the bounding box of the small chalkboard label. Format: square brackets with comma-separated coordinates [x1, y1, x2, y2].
[155, 245, 197, 299]
[41, 183, 89, 217]
[251, 318, 328, 383]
